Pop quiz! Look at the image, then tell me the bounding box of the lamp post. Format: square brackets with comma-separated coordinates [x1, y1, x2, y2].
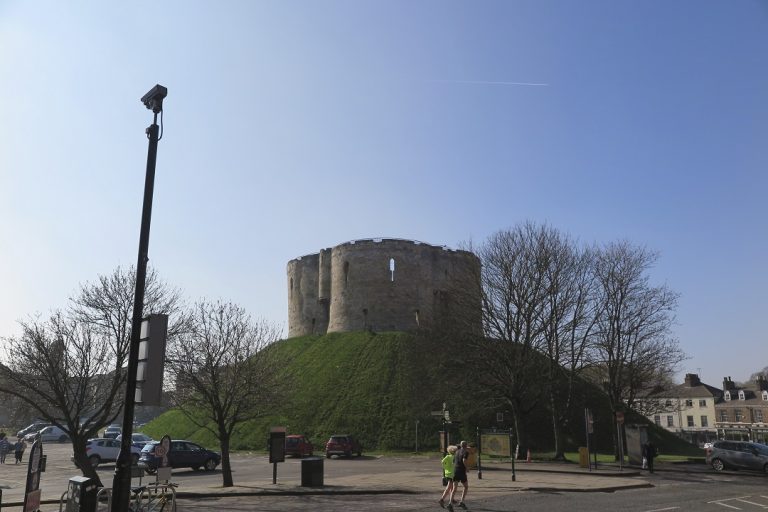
[110, 84, 167, 512]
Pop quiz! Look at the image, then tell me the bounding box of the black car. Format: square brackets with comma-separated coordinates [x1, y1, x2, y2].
[138, 440, 221, 473]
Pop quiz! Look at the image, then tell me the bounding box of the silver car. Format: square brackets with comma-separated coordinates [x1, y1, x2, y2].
[706, 440, 768, 472]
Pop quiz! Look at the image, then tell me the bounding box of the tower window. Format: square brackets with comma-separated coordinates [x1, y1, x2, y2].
[344, 261, 350, 285]
[389, 258, 395, 282]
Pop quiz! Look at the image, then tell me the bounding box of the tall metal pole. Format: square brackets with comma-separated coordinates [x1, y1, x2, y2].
[111, 86, 165, 512]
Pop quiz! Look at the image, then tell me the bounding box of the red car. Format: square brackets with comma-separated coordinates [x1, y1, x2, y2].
[325, 434, 362, 458]
[285, 435, 314, 457]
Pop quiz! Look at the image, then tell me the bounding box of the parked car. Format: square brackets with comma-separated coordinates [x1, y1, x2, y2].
[16, 422, 50, 439]
[325, 434, 362, 458]
[71, 438, 142, 468]
[706, 440, 768, 472]
[103, 425, 122, 439]
[139, 440, 220, 473]
[25, 425, 69, 443]
[116, 432, 155, 449]
[285, 435, 314, 457]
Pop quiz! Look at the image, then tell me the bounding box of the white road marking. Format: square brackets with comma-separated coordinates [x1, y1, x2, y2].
[734, 498, 768, 508]
[645, 507, 680, 512]
[708, 501, 742, 510]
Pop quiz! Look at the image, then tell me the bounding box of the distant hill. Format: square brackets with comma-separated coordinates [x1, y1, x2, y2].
[143, 331, 700, 456]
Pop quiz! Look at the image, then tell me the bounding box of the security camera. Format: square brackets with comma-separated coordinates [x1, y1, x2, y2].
[141, 84, 168, 113]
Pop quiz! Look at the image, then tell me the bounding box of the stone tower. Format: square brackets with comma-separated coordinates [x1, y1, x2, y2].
[287, 238, 480, 337]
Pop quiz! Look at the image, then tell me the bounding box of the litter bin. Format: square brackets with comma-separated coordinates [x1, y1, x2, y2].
[301, 457, 324, 487]
[578, 447, 589, 468]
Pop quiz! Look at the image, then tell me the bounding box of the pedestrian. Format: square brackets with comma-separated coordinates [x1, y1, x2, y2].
[448, 440, 470, 510]
[14, 437, 26, 464]
[439, 445, 458, 508]
[643, 441, 657, 473]
[0, 433, 9, 464]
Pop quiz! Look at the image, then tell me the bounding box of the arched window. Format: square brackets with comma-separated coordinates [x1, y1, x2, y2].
[290, 277, 293, 298]
[344, 261, 350, 285]
[389, 258, 395, 282]
[762, 391, 768, 401]
[724, 391, 731, 401]
[738, 390, 745, 400]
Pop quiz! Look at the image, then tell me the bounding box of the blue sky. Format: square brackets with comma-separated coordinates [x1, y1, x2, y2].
[1, 1, 766, 384]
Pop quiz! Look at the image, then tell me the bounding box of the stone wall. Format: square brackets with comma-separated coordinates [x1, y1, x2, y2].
[287, 238, 479, 337]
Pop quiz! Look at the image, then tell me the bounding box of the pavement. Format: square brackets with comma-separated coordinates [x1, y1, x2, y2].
[1, 459, 658, 510]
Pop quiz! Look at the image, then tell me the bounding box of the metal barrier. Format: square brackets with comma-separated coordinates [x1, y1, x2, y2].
[60, 483, 177, 512]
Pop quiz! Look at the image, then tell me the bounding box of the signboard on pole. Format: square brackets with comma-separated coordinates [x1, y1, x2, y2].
[480, 433, 510, 457]
[23, 440, 43, 512]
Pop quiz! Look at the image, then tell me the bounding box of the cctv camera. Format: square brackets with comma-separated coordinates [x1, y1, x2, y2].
[141, 84, 168, 113]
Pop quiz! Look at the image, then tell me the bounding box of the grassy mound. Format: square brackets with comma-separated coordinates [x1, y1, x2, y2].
[142, 330, 701, 456]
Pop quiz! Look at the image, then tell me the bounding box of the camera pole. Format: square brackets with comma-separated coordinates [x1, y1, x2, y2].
[110, 84, 166, 512]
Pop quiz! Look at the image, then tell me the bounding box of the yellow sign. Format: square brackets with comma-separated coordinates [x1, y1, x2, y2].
[481, 433, 510, 457]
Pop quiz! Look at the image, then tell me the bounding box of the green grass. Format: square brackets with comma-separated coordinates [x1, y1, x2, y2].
[142, 331, 705, 457]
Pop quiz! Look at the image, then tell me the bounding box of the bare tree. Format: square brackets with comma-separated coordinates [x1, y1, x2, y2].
[165, 300, 283, 487]
[0, 312, 121, 484]
[468, 222, 555, 452]
[590, 241, 684, 452]
[538, 234, 598, 460]
[0, 265, 184, 485]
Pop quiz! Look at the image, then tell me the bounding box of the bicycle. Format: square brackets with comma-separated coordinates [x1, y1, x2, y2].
[128, 482, 177, 512]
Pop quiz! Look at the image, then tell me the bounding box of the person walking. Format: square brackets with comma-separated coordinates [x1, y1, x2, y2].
[448, 440, 470, 510]
[643, 441, 657, 473]
[439, 445, 457, 508]
[0, 434, 9, 464]
[14, 437, 26, 464]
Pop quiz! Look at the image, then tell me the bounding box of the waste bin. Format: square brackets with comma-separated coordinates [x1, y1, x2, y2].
[301, 457, 324, 487]
[578, 447, 589, 468]
[65, 476, 97, 512]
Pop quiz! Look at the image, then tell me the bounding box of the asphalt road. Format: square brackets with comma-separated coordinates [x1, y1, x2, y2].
[4, 442, 767, 512]
[174, 475, 768, 512]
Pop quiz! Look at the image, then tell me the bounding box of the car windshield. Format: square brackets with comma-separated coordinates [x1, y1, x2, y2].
[141, 443, 158, 453]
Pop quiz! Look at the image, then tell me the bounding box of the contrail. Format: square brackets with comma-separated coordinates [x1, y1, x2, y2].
[430, 79, 549, 87]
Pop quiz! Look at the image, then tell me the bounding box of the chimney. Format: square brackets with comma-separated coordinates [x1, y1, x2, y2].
[757, 375, 768, 391]
[685, 374, 700, 386]
[723, 376, 736, 391]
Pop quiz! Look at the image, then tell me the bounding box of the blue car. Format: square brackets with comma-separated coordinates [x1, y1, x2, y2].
[139, 440, 220, 473]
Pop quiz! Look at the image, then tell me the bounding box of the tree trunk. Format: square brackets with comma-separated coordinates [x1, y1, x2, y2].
[72, 436, 103, 487]
[549, 392, 565, 461]
[219, 428, 233, 487]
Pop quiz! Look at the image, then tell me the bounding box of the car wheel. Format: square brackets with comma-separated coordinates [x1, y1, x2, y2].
[712, 458, 725, 471]
[89, 455, 101, 468]
[145, 467, 157, 475]
[59, 435, 69, 443]
[344, 451, 351, 457]
[192, 466, 201, 471]
[204, 459, 217, 471]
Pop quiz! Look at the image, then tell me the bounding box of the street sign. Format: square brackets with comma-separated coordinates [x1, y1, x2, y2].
[444, 410, 450, 421]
